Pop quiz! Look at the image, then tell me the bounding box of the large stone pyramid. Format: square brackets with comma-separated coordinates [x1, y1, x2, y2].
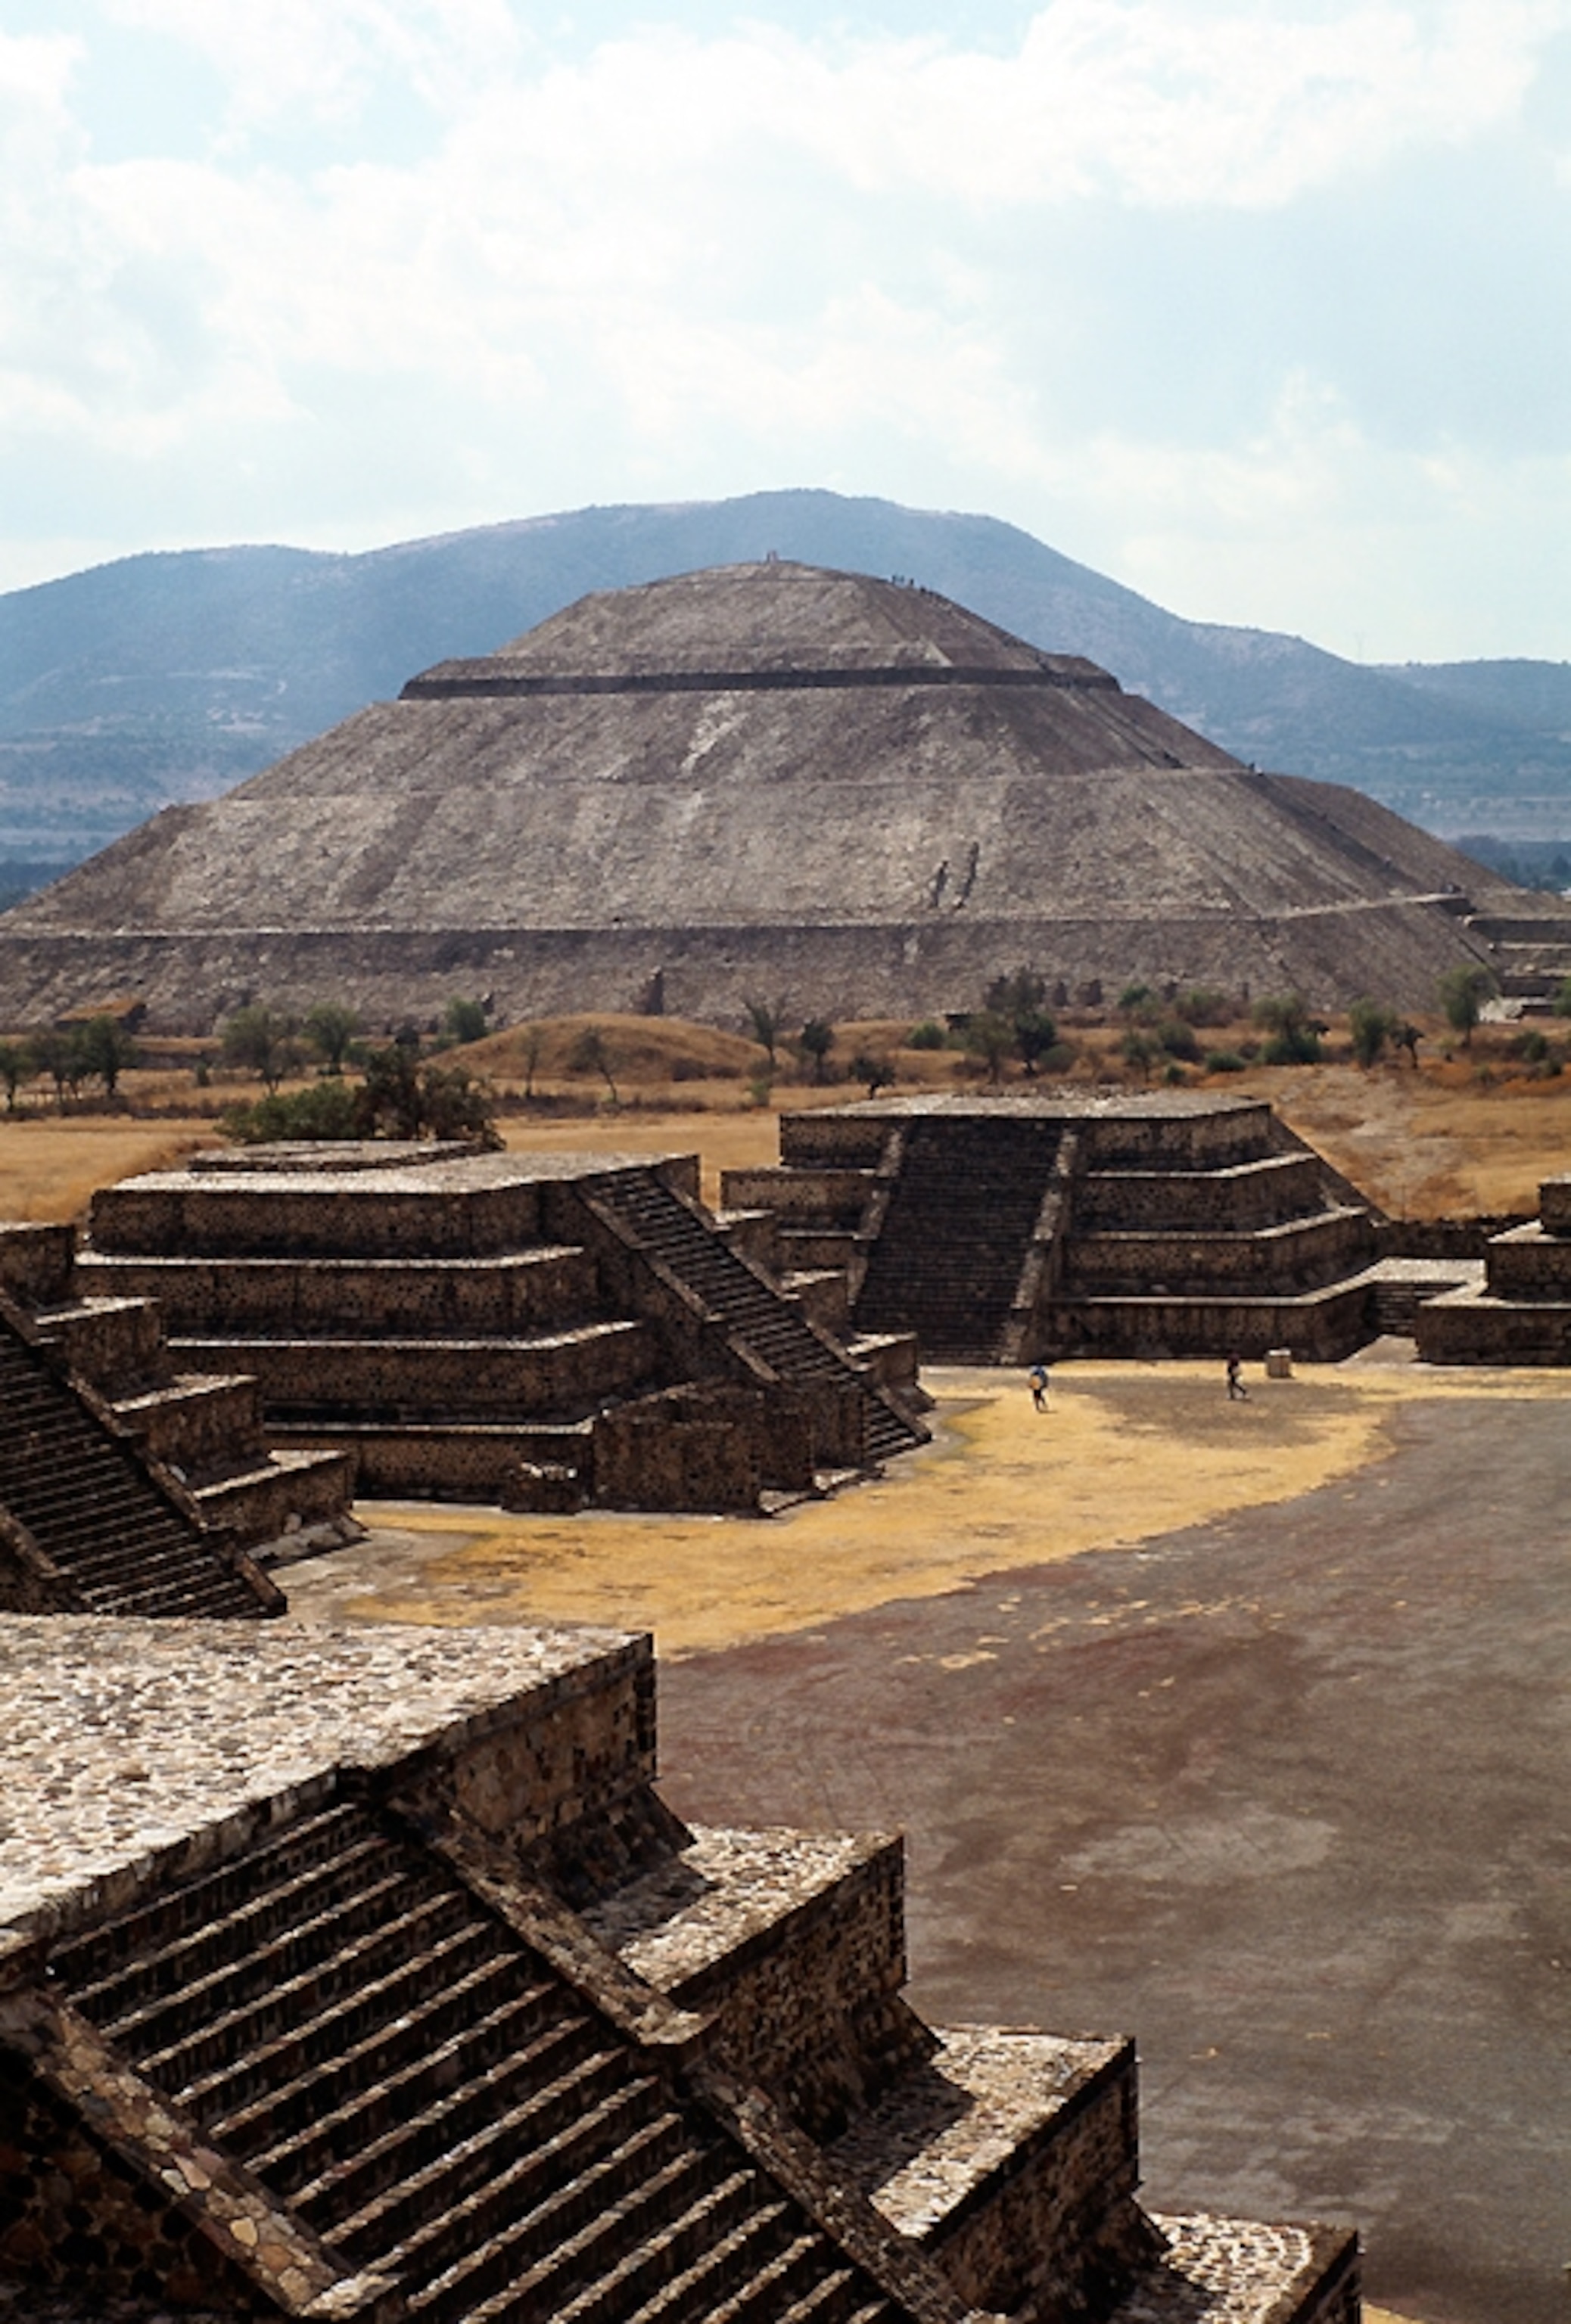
[0, 562, 1528, 1029]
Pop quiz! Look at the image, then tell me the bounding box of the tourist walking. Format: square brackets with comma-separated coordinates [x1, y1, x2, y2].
[1226, 1353, 1248, 1400]
[1028, 1360, 1050, 1412]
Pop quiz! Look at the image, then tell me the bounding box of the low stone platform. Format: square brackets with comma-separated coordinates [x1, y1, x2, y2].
[1416, 1175, 1571, 1363]
[723, 1096, 1384, 1366]
[80, 1143, 927, 1510]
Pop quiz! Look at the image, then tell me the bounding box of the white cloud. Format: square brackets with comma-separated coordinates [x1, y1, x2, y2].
[0, 0, 1568, 655]
[103, 0, 522, 131]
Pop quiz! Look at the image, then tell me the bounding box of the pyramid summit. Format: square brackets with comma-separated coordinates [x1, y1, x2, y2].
[0, 559, 1532, 1030]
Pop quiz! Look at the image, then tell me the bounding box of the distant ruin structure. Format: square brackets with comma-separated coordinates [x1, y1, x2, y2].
[722, 1094, 1398, 1364]
[1416, 1173, 1571, 1362]
[0, 1614, 1362, 2322]
[0, 562, 1541, 1030]
[76, 1143, 927, 1512]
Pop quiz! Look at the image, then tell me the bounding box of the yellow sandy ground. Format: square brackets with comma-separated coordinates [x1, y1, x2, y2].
[291, 1359, 1571, 1659]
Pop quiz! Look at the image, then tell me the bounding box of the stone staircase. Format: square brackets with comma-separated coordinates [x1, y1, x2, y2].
[2, 1620, 1361, 2324]
[78, 1148, 924, 1510]
[0, 1220, 354, 1563]
[46, 1795, 910, 2324]
[0, 1315, 278, 1619]
[729, 1100, 1389, 1366]
[854, 1119, 1063, 1362]
[585, 1171, 925, 1468]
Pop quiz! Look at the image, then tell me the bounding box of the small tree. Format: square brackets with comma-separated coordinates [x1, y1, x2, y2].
[442, 996, 488, 1048]
[963, 1011, 1013, 1084]
[796, 1019, 835, 1084]
[520, 1023, 543, 1101]
[303, 1001, 360, 1074]
[568, 1026, 621, 1105]
[222, 1004, 297, 1092]
[1349, 998, 1399, 1070]
[744, 994, 789, 1067]
[70, 1014, 138, 1098]
[1120, 1027, 1161, 1082]
[28, 1026, 76, 1112]
[1252, 993, 1324, 1066]
[851, 1050, 897, 1098]
[353, 1044, 500, 1146]
[0, 1039, 32, 1113]
[1438, 964, 1495, 1049]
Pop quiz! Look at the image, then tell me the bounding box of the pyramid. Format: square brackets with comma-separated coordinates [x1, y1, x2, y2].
[0, 562, 1526, 1030]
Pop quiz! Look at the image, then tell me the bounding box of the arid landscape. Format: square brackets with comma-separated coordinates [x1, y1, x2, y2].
[2, 1005, 1566, 1224]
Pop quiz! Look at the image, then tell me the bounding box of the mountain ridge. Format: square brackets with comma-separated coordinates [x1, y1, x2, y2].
[2, 489, 1566, 868]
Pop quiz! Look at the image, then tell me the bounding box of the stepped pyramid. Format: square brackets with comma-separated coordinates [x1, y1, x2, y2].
[0, 562, 1523, 1029]
[723, 1094, 1385, 1365]
[0, 1617, 1361, 2323]
[77, 1142, 927, 1509]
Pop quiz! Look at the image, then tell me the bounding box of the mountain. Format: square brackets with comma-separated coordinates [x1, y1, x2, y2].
[0, 560, 1541, 1033]
[1, 490, 1566, 872]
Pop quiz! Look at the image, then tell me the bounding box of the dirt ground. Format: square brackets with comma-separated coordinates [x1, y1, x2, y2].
[287, 1360, 1570, 2324]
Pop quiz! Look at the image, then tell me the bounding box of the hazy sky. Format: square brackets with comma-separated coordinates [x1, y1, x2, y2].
[3, 0, 1569, 659]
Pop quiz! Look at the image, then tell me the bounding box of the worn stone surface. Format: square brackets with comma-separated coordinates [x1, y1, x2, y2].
[0, 1616, 636, 1948]
[0, 563, 1523, 1026]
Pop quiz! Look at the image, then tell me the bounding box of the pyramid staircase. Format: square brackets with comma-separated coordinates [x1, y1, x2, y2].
[853, 1120, 1063, 1362]
[77, 1147, 926, 1511]
[726, 1101, 1385, 1366]
[42, 1797, 909, 2324]
[0, 1306, 279, 1619]
[583, 1171, 925, 1468]
[1, 1623, 1360, 2324]
[0, 1219, 353, 1564]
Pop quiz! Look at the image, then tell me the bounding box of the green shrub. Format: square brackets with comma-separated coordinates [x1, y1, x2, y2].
[1159, 1018, 1200, 1061]
[1205, 1049, 1246, 1073]
[222, 1080, 359, 1144]
[907, 1020, 947, 1049]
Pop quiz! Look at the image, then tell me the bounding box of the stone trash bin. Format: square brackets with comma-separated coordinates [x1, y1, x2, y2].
[1265, 1347, 1293, 1379]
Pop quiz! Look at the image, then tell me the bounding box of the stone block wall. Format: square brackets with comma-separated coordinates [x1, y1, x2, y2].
[779, 1117, 897, 1170]
[185, 1320, 656, 1415]
[1065, 1210, 1374, 1295]
[0, 1229, 74, 1311]
[1479, 1225, 1571, 1299]
[77, 1248, 600, 1338]
[397, 1634, 658, 1856]
[0, 2054, 269, 2317]
[721, 1168, 879, 1227]
[32, 1301, 167, 1398]
[924, 2047, 1140, 2317]
[89, 1177, 546, 1262]
[657, 1840, 919, 2142]
[1054, 1282, 1373, 1362]
[1072, 1153, 1324, 1231]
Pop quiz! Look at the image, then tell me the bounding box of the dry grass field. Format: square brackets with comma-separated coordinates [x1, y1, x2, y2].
[0, 1006, 1565, 1223]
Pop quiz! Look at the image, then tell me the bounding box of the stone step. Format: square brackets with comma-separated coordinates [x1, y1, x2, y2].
[1105, 2211, 1358, 2324]
[167, 1319, 658, 1416]
[310, 2039, 644, 2257]
[250, 1974, 575, 2192]
[162, 1909, 502, 2110]
[393, 2104, 698, 2313]
[52, 1802, 385, 1988]
[79, 1244, 599, 1336]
